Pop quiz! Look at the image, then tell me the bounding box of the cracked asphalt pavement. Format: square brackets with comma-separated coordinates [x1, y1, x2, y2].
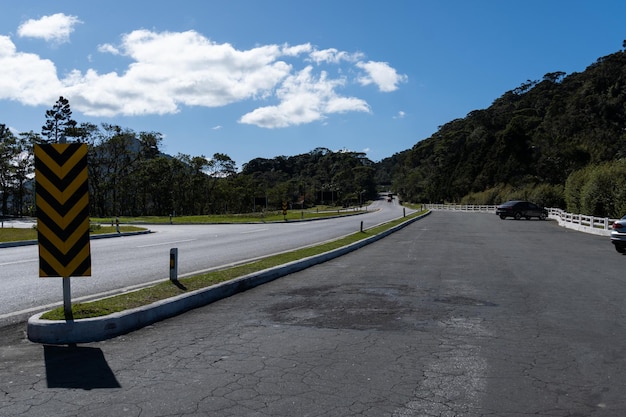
[2, 211, 626, 416]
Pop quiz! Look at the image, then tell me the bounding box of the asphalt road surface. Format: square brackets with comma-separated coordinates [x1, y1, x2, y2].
[1, 210, 626, 416]
[0, 198, 411, 324]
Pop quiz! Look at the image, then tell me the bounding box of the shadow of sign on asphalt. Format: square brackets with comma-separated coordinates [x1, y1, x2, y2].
[43, 345, 121, 389]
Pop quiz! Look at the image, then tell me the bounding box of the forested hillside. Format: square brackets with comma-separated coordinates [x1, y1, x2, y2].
[383, 45, 626, 217]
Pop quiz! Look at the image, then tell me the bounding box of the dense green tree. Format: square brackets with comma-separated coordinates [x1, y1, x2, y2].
[564, 161, 626, 218]
[140, 156, 174, 215]
[13, 131, 40, 216]
[0, 126, 40, 216]
[0, 124, 18, 215]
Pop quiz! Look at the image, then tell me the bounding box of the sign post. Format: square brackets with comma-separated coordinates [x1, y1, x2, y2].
[170, 248, 178, 281]
[34, 142, 91, 319]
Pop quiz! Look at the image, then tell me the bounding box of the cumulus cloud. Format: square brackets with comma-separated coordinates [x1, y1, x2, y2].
[97, 43, 120, 55]
[282, 43, 312, 57]
[0, 36, 62, 105]
[356, 61, 408, 92]
[239, 66, 370, 128]
[309, 48, 363, 64]
[17, 13, 82, 44]
[64, 29, 295, 116]
[2, 15, 406, 128]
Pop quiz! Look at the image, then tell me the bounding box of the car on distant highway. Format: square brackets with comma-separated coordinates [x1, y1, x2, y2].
[610, 215, 626, 253]
[496, 200, 548, 220]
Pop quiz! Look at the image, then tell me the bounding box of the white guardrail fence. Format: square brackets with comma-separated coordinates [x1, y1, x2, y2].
[424, 204, 616, 236]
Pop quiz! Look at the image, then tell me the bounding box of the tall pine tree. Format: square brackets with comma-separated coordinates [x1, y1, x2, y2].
[41, 96, 77, 143]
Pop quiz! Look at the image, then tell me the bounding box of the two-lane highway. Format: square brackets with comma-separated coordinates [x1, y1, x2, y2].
[0, 198, 411, 323]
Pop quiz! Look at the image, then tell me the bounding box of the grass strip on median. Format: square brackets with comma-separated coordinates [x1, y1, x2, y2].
[0, 228, 37, 243]
[91, 208, 367, 225]
[0, 225, 146, 243]
[41, 209, 426, 320]
[3, 206, 366, 243]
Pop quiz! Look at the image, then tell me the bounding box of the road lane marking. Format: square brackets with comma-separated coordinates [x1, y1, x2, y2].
[136, 239, 196, 248]
[240, 228, 269, 234]
[0, 259, 38, 266]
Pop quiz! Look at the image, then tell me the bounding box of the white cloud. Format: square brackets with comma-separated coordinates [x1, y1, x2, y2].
[2, 23, 405, 128]
[65, 29, 294, 116]
[97, 43, 120, 55]
[394, 111, 406, 119]
[17, 13, 82, 44]
[282, 43, 312, 57]
[309, 48, 363, 64]
[0, 36, 62, 105]
[356, 61, 407, 92]
[239, 66, 370, 128]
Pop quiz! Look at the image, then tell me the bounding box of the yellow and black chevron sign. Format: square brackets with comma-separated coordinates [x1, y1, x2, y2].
[34, 143, 91, 277]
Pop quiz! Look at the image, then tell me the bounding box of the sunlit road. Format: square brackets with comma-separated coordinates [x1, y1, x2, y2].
[0, 198, 411, 323]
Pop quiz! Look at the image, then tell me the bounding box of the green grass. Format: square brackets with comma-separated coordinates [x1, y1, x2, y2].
[91, 207, 367, 225]
[40, 209, 427, 320]
[0, 227, 37, 243]
[2, 206, 367, 243]
[0, 224, 146, 243]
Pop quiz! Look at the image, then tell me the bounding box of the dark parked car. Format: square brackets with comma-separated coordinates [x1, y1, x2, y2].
[610, 215, 626, 253]
[496, 200, 548, 220]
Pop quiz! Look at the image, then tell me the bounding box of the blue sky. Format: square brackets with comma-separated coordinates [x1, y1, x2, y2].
[1, 1, 625, 169]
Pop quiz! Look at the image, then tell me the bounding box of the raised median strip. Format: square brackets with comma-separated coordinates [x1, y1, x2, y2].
[27, 211, 430, 345]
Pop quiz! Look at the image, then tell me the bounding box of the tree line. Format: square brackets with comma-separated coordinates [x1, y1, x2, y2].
[0, 97, 378, 218]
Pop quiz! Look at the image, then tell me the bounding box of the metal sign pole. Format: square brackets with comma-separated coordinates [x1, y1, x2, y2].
[59, 136, 72, 319]
[170, 248, 178, 281]
[63, 278, 72, 318]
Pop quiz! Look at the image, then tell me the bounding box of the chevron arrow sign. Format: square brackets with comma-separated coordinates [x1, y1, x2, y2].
[34, 143, 91, 277]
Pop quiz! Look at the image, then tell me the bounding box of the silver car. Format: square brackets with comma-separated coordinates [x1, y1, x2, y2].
[611, 215, 626, 253]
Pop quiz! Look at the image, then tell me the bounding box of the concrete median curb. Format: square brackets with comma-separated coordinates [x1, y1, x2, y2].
[27, 211, 430, 345]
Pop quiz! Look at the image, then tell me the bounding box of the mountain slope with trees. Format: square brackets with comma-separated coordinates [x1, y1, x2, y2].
[385, 43, 626, 217]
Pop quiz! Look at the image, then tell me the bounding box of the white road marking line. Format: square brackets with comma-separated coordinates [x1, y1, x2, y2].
[240, 228, 269, 234]
[0, 259, 38, 266]
[137, 239, 196, 248]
